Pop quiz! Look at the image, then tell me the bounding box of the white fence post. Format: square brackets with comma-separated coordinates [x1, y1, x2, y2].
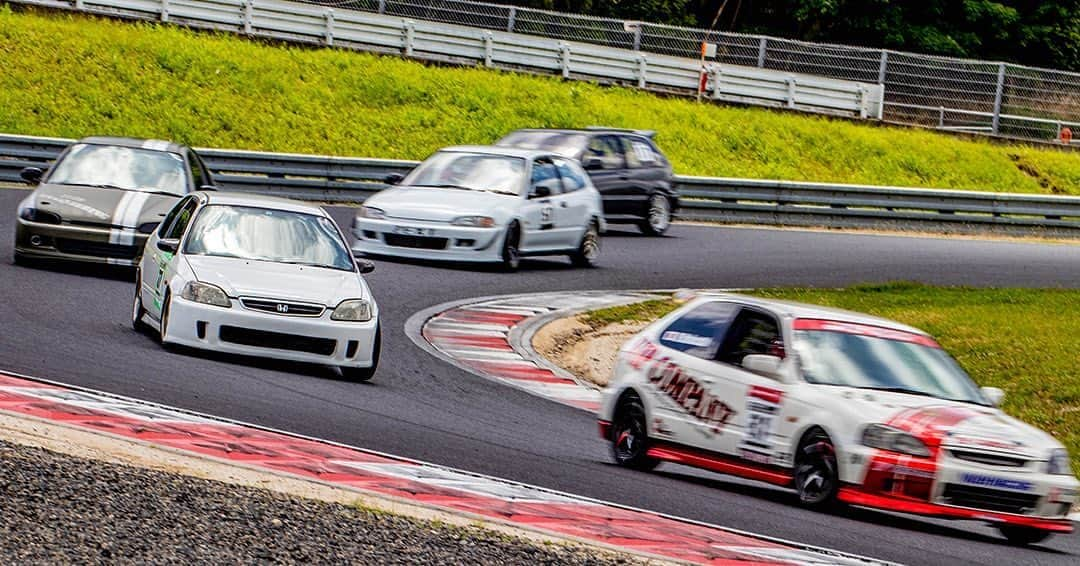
[991, 63, 1006, 134]
[160, 0, 169, 23]
[877, 51, 888, 84]
[559, 42, 570, 79]
[757, 37, 767, 67]
[74, 0, 84, 11]
[483, 31, 493, 67]
[403, 20, 415, 56]
[324, 9, 334, 47]
[377, 0, 385, 15]
[636, 54, 647, 88]
[786, 77, 796, 108]
[506, 7, 516, 33]
[857, 86, 867, 119]
[243, 0, 254, 35]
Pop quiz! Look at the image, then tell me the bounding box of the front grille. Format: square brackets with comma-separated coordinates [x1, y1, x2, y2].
[384, 234, 448, 250]
[949, 449, 1029, 467]
[55, 238, 139, 259]
[240, 297, 324, 317]
[941, 484, 1040, 514]
[219, 326, 336, 356]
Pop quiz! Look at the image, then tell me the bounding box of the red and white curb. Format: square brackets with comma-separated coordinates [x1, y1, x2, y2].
[0, 370, 886, 565]
[411, 292, 658, 413]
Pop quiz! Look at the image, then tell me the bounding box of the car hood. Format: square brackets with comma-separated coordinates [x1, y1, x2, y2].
[27, 183, 179, 228]
[185, 255, 364, 306]
[364, 186, 519, 222]
[824, 387, 1061, 457]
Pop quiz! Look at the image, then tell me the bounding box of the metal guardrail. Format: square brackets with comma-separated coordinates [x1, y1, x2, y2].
[3, 133, 1078, 237]
[6, 0, 883, 120]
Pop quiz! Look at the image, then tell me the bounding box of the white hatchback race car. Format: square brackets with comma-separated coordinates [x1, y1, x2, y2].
[352, 146, 604, 271]
[133, 192, 381, 381]
[598, 294, 1077, 544]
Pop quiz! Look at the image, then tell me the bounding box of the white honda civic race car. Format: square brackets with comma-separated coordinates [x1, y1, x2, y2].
[598, 294, 1077, 544]
[352, 146, 604, 271]
[133, 192, 380, 381]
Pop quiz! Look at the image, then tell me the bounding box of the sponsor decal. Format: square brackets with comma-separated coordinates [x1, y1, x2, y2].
[51, 196, 110, 221]
[646, 357, 734, 432]
[738, 386, 783, 462]
[944, 433, 1024, 451]
[623, 337, 659, 370]
[961, 473, 1033, 491]
[659, 330, 713, 348]
[793, 318, 940, 349]
[870, 461, 936, 479]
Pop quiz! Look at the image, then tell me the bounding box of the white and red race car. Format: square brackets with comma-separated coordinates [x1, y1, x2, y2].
[598, 294, 1077, 544]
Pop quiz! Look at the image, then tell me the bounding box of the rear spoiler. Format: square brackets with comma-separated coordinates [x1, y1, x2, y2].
[584, 126, 657, 139]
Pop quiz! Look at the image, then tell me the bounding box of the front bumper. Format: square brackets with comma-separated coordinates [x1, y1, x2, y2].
[352, 216, 503, 263]
[165, 295, 378, 368]
[844, 444, 1077, 532]
[15, 217, 146, 266]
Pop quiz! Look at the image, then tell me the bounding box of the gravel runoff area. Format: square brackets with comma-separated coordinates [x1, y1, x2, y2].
[0, 434, 643, 565]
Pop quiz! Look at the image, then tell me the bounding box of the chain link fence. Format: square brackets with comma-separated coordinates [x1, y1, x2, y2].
[304, 0, 1078, 146]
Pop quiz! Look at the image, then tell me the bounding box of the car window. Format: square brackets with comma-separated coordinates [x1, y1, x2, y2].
[496, 131, 586, 158]
[157, 197, 191, 238]
[46, 143, 187, 195]
[162, 198, 199, 240]
[585, 136, 624, 170]
[531, 160, 562, 196]
[553, 158, 587, 193]
[659, 301, 738, 360]
[624, 137, 658, 169]
[187, 151, 204, 190]
[716, 308, 784, 367]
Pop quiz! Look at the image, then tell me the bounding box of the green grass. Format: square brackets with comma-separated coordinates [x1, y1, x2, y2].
[580, 299, 679, 328]
[584, 283, 1080, 474]
[2, 6, 1080, 194]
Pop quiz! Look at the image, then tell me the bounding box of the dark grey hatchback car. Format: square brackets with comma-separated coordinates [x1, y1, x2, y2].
[496, 128, 678, 236]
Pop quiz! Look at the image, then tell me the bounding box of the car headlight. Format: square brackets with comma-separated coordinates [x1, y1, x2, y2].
[1048, 448, 1072, 475]
[861, 424, 931, 457]
[359, 206, 386, 220]
[451, 215, 496, 228]
[18, 207, 62, 224]
[331, 299, 372, 322]
[180, 281, 231, 308]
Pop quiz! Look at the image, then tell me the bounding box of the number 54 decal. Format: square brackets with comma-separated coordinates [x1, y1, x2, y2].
[738, 385, 783, 464]
[540, 206, 553, 223]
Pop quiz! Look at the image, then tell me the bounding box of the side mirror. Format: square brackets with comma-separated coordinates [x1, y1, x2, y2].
[20, 167, 44, 185]
[583, 157, 604, 171]
[156, 238, 180, 253]
[356, 259, 375, 274]
[742, 354, 784, 380]
[530, 185, 551, 199]
[198, 184, 218, 192]
[384, 173, 404, 185]
[981, 386, 1005, 407]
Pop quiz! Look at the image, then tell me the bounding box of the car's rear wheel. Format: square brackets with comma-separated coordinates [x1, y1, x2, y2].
[610, 394, 659, 471]
[639, 194, 671, 236]
[500, 223, 521, 272]
[998, 525, 1052, 546]
[341, 324, 380, 382]
[794, 428, 839, 508]
[569, 221, 600, 268]
[132, 270, 149, 332]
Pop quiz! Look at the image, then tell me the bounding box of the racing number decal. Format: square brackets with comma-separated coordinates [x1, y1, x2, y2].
[540, 205, 554, 228]
[738, 386, 783, 464]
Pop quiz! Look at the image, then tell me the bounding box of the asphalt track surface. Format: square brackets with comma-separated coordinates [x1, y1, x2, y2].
[2, 186, 1079, 565]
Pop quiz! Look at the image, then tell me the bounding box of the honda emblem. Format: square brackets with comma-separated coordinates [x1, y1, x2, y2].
[276, 304, 289, 313]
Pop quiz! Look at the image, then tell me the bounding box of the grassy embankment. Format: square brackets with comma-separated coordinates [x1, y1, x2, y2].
[1, 6, 1079, 194]
[583, 284, 1080, 475]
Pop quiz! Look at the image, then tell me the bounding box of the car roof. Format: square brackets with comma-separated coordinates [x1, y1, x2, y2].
[197, 191, 329, 216]
[504, 128, 655, 139]
[695, 293, 930, 336]
[438, 145, 567, 160]
[77, 136, 187, 154]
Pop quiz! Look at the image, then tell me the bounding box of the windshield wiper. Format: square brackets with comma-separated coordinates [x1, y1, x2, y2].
[854, 386, 940, 398]
[278, 260, 349, 271]
[140, 189, 184, 197]
[411, 184, 475, 191]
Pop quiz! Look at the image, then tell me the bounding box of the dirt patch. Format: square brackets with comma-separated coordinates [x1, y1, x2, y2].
[533, 316, 649, 388]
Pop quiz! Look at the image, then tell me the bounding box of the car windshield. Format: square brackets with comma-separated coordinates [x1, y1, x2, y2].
[792, 322, 987, 405]
[403, 152, 526, 195]
[47, 144, 187, 195]
[183, 205, 354, 271]
[496, 132, 586, 158]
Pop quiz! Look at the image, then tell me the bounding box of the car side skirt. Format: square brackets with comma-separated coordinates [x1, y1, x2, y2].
[645, 440, 794, 487]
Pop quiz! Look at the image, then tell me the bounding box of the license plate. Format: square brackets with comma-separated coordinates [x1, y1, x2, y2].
[393, 226, 434, 237]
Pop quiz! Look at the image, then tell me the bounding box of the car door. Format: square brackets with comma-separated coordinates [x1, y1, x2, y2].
[519, 159, 563, 251]
[644, 301, 740, 452]
[581, 135, 630, 217]
[621, 136, 665, 217]
[552, 157, 592, 247]
[702, 306, 792, 465]
[144, 196, 198, 319]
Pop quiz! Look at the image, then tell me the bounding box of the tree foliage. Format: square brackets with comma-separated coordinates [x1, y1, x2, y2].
[503, 1, 1080, 71]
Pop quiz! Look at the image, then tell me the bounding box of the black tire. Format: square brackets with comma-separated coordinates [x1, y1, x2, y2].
[610, 394, 659, 471]
[794, 428, 840, 508]
[998, 525, 1052, 546]
[638, 194, 672, 236]
[13, 251, 32, 267]
[500, 222, 521, 272]
[341, 324, 380, 382]
[158, 290, 172, 345]
[569, 221, 600, 268]
[132, 269, 149, 332]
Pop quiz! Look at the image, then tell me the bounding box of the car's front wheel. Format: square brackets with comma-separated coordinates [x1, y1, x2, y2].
[610, 394, 659, 471]
[998, 525, 1053, 546]
[132, 270, 149, 332]
[794, 428, 839, 508]
[639, 194, 671, 236]
[569, 221, 600, 268]
[500, 222, 521, 272]
[341, 324, 380, 382]
[158, 291, 172, 345]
